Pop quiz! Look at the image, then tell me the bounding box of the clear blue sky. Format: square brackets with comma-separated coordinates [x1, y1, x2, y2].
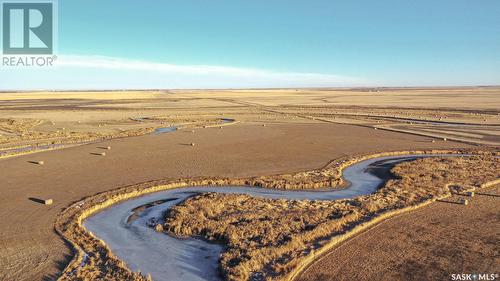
[2, 0, 500, 89]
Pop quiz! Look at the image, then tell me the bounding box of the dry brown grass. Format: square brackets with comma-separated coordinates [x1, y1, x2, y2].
[164, 156, 499, 281]
[0, 116, 237, 158]
[51, 149, 496, 281]
[0, 118, 43, 134]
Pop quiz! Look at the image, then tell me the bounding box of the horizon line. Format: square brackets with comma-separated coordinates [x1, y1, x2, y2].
[1, 85, 499, 93]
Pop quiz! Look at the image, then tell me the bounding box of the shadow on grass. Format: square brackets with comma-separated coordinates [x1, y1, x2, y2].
[436, 199, 464, 205]
[179, 143, 194, 146]
[475, 192, 500, 198]
[28, 197, 46, 204]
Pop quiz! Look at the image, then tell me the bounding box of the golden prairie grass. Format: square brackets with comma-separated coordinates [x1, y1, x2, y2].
[164, 156, 499, 281]
[0, 118, 43, 134]
[53, 149, 497, 281]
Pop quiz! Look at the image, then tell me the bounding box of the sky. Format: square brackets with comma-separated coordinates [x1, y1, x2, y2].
[1, 0, 500, 90]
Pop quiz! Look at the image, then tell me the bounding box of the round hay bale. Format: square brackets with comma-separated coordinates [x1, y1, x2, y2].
[466, 191, 475, 197]
[190, 143, 195, 146]
[106, 146, 111, 150]
[459, 198, 469, 205]
[443, 137, 447, 141]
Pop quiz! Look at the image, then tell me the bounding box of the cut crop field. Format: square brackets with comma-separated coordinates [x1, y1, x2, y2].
[0, 88, 498, 281]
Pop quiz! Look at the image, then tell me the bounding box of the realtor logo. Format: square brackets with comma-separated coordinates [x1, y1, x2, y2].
[2, 1, 54, 54]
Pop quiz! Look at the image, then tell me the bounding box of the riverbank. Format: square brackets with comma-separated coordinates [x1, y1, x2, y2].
[164, 156, 499, 281]
[83, 155, 416, 281]
[53, 149, 496, 281]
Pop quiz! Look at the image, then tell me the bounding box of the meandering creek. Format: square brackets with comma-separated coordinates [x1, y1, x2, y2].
[84, 154, 455, 281]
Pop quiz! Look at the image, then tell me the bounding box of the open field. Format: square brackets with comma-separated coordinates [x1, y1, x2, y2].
[1, 87, 499, 156]
[0, 88, 498, 281]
